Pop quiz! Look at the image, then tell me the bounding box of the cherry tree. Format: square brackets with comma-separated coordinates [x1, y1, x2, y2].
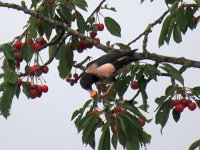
[0, 0, 200, 150]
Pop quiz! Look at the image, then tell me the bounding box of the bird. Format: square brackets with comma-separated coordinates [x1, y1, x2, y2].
[79, 50, 138, 96]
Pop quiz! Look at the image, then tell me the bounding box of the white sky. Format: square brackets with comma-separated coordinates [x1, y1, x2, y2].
[0, 0, 200, 150]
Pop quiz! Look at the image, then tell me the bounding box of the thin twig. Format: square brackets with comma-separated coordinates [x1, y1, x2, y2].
[128, 9, 170, 46]
[88, 0, 106, 19]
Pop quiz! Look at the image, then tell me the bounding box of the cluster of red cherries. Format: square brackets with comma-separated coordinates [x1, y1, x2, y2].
[14, 37, 47, 68]
[13, 36, 49, 99]
[171, 98, 197, 113]
[69, 23, 104, 53]
[65, 72, 79, 86]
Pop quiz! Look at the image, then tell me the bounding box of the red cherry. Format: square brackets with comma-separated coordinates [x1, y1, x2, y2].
[14, 53, 23, 63]
[30, 90, 37, 99]
[90, 31, 97, 38]
[138, 118, 145, 126]
[29, 65, 37, 72]
[30, 84, 38, 90]
[77, 40, 86, 52]
[188, 102, 197, 111]
[113, 106, 122, 113]
[15, 62, 20, 68]
[186, 99, 192, 106]
[42, 85, 48, 93]
[73, 73, 78, 80]
[93, 108, 99, 113]
[69, 42, 75, 50]
[94, 38, 100, 43]
[36, 37, 46, 45]
[37, 85, 43, 97]
[174, 99, 180, 106]
[70, 79, 75, 86]
[42, 66, 49, 74]
[130, 80, 138, 89]
[85, 41, 94, 49]
[180, 99, 188, 107]
[98, 24, 104, 31]
[17, 78, 22, 87]
[175, 104, 184, 113]
[14, 41, 23, 49]
[32, 42, 42, 52]
[65, 76, 71, 82]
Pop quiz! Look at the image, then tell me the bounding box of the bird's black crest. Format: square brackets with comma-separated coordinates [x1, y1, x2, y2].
[80, 73, 100, 90]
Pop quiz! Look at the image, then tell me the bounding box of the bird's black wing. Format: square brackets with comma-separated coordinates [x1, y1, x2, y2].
[86, 50, 136, 68]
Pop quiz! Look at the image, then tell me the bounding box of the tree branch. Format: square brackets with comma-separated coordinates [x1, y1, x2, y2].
[1, 1, 200, 70]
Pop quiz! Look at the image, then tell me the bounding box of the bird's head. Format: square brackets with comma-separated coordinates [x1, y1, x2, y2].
[80, 72, 100, 91]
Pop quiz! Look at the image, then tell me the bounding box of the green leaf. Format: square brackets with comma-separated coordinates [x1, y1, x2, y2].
[120, 112, 140, 150]
[57, 44, 73, 79]
[195, 100, 200, 108]
[20, 42, 33, 63]
[117, 75, 131, 99]
[111, 134, 118, 150]
[76, 10, 86, 34]
[144, 64, 160, 81]
[82, 115, 99, 144]
[41, 21, 52, 40]
[105, 17, 121, 37]
[59, 5, 72, 26]
[155, 100, 171, 132]
[2, 65, 18, 84]
[0, 83, 17, 118]
[158, 13, 175, 47]
[119, 103, 146, 120]
[172, 109, 181, 122]
[165, 0, 177, 5]
[74, 0, 88, 11]
[0, 73, 5, 79]
[194, 0, 200, 5]
[22, 82, 31, 98]
[173, 23, 182, 43]
[77, 113, 95, 132]
[191, 86, 200, 96]
[186, 6, 195, 30]
[138, 77, 148, 112]
[165, 85, 176, 97]
[189, 139, 200, 150]
[139, 130, 151, 146]
[31, 0, 41, 8]
[162, 63, 184, 85]
[98, 122, 110, 150]
[71, 110, 81, 121]
[48, 35, 63, 60]
[165, 18, 175, 44]
[15, 86, 21, 99]
[116, 118, 126, 148]
[155, 96, 168, 106]
[169, 1, 179, 13]
[2, 44, 14, 61]
[176, 6, 187, 31]
[28, 16, 37, 38]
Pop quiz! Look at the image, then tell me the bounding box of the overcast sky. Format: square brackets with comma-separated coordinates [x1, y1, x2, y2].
[0, 0, 200, 150]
